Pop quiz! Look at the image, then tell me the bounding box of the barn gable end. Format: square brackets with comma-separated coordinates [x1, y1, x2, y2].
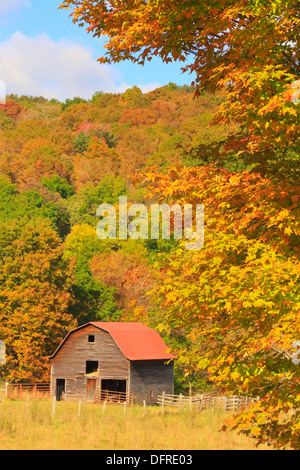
[50, 322, 175, 404]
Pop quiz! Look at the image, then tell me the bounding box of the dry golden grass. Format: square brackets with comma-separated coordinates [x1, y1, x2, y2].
[0, 397, 272, 450]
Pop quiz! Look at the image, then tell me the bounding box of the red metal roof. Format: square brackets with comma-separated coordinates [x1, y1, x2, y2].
[90, 322, 176, 361]
[49, 322, 176, 361]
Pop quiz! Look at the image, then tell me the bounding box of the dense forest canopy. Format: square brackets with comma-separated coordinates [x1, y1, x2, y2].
[61, 0, 300, 181]
[0, 84, 237, 382]
[0, 0, 299, 450]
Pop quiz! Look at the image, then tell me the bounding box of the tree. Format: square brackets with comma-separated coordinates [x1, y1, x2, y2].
[74, 122, 117, 151]
[63, 224, 122, 324]
[138, 164, 300, 449]
[60, 0, 300, 178]
[41, 174, 75, 199]
[0, 219, 76, 383]
[61, 96, 87, 111]
[91, 249, 156, 315]
[119, 86, 150, 108]
[14, 137, 73, 189]
[67, 176, 127, 226]
[0, 112, 15, 131]
[0, 176, 71, 239]
[0, 100, 24, 120]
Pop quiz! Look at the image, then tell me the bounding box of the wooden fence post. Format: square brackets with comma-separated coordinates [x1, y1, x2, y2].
[196, 394, 201, 412]
[179, 394, 183, 413]
[161, 391, 165, 415]
[102, 401, 106, 420]
[143, 400, 146, 418]
[78, 400, 82, 419]
[200, 394, 203, 412]
[51, 397, 56, 418]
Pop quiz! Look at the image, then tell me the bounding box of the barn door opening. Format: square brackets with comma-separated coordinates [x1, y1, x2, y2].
[101, 379, 126, 393]
[87, 379, 97, 402]
[56, 379, 65, 401]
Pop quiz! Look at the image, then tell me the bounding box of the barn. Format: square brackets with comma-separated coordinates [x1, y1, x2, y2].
[49, 322, 176, 405]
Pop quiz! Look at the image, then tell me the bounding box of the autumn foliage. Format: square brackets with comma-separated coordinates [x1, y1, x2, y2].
[61, 0, 300, 178]
[0, 0, 298, 448]
[58, 0, 300, 449]
[138, 164, 300, 448]
[0, 219, 76, 382]
[0, 100, 24, 120]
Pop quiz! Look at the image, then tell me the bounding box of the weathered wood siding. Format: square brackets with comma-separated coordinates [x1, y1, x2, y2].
[51, 325, 130, 402]
[129, 360, 174, 405]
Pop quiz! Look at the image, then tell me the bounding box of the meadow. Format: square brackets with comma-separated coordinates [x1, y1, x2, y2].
[0, 396, 271, 450]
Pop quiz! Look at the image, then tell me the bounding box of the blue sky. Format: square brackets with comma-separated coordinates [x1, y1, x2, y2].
[0, 0, 195, 101]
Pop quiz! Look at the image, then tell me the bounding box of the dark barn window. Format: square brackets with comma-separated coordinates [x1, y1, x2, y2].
[88, 335, 95, 343]
[86, 361, 98, 374]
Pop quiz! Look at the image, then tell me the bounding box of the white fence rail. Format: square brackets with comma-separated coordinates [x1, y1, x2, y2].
[157, 392, 258, 412]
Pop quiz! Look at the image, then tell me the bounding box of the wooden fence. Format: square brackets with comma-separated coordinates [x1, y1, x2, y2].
[157, 392, 258, 412]
[94, 389, 134, 407]
[6, 383, 51, 400]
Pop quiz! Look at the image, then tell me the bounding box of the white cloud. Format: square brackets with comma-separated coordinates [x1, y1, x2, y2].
[0, 32, 161, 101]
[0, 0, 30, 16]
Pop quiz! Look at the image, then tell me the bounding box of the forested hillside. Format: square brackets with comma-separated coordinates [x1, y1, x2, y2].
[0, 0, 299, 451]
[0, 84, 235, 385]
[0, 77, 299, 448]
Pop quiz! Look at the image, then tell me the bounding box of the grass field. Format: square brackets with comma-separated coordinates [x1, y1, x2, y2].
[0, 396, 272, 450]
